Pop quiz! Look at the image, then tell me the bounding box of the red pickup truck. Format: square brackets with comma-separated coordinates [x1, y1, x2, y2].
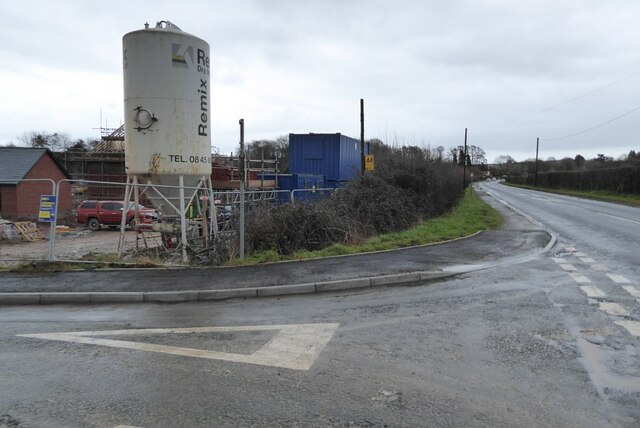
[76, 200, 159, 231]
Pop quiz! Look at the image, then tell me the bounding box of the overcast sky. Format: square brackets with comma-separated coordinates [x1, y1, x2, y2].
[1, 0, 639, 162]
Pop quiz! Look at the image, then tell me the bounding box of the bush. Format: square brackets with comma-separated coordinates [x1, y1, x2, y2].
[245, 200, 364, 255]
[372, 145, 464, 218]
[332, 175, 418, 235]
[244, 142, 466, 257]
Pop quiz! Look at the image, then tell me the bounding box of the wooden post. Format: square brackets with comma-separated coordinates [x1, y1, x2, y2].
[239, 119, 245, 260]
[463, 128, 468, 189]
[534, 137, 539, 187]
[360, 98, 365, 181]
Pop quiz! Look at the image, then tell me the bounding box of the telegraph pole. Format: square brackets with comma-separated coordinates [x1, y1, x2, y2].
[239, 119, 245, 260]
[463, 128, 468, 190]
[360, 98, 365, 181]
[534, 137, 539, 187]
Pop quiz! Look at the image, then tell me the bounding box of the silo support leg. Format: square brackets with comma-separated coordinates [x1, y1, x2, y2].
[118, 177, 134, 257]
[179, 175, 188, 264]
[208, 177, 218, 240]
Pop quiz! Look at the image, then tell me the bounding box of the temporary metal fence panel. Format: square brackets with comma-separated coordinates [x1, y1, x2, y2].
[0, 179, 56, 263]
[0, 178, 57, 219]
[213, 189, 291, 205]
[1, 178, 218, 265]
[291, 188, 336, 202]
[295, 174, 326, 190]
[1, 178, 335, 265]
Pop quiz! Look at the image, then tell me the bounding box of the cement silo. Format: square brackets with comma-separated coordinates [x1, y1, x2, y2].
[123, 21, 212, 213]
[120, 21, 215, 261]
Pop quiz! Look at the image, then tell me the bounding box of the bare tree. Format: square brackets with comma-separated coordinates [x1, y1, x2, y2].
[468, 145, 487, 167]
[493, 155, 516, 176]
[18, 131, 71, 151]
[243, 135, 289, 173]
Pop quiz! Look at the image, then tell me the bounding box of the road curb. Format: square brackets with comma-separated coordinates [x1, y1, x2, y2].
[40, 292, 91, 304]
[256, 283, 316, 297]
[0, 292, 41, 305]
[91, 292, 144, 303]
[198, 288, 259, 301]
[371, 272, 421, 286]
[143, 291, 199, 303]
[0, 270, 454, 306]
[316, 277, 372, 292]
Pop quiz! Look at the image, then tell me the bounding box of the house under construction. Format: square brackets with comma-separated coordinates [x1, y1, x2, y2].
[54, 126, 278, 203]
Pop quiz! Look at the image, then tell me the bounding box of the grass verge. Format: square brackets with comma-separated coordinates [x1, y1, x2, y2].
[238, 187, 503, 264]
[505, 183, 640, 207]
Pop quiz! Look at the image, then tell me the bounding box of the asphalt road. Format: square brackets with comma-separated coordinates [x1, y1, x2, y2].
[480, 181, 640, 276]
[1, 183, 639, 427]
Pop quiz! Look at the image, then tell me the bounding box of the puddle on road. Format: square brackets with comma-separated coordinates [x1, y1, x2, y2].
[575, 334, 640, 395]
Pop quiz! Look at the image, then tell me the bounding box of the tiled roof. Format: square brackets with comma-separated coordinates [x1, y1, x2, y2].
[0, 147, 48, 183]
[91, 140, 125, 153]
[101, 125, 125, 141]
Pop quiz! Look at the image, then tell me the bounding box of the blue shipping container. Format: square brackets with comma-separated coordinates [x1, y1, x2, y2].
[289, 133, 369, 182]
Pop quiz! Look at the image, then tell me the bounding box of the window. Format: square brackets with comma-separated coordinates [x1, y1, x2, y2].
[101, 202, 122, 211]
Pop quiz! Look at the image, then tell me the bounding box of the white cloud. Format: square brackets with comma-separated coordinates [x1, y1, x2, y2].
[1, 0, 639, 161]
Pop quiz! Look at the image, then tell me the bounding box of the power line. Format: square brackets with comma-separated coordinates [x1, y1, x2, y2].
[488, 70, 640, 128]
[543, 105, 640, 141]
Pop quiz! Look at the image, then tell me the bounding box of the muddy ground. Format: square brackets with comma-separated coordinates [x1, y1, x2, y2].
[0, 224, 163, 263]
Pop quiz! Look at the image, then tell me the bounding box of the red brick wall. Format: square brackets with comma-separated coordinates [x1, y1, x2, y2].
[14, 181, 55, 219]
[6, 153, 73, 220]
[0, 186, 18, 217]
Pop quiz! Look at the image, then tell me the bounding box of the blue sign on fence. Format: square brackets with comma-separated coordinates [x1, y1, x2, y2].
[38, 195, 57, 223]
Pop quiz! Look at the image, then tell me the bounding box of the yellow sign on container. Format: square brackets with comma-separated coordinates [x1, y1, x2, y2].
[365, 155, 375, 171]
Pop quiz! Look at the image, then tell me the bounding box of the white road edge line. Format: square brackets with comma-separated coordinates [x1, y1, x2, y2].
[621, 285, 640, 298]
[598, 302, 630, 317]
[579, 286, 606, 298]
[597, 212, 640, 226]
[606, 273, 631, 284]
[615, 320, 640, 337]
[568, 272, 591, 284]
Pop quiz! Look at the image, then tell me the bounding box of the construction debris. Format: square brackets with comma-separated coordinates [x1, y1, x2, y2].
[0, 220, 20, 241]
[13, 222, 45, 242]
